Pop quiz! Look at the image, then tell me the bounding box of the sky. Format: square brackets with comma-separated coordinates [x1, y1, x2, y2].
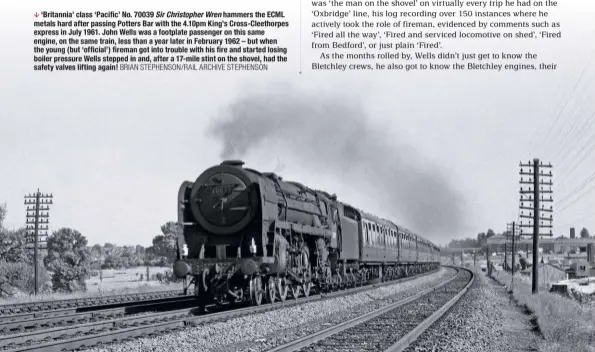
[1, 0, 594, 247]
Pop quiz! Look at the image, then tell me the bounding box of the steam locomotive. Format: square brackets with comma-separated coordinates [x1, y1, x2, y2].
[173, 160, 441, 307]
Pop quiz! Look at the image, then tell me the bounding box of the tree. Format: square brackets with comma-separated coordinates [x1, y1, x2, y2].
[44, 228, 91, 292]
[0, 227, 30, 263]
[486, 229, 495, 238]
[0, 260, 51, 296]
[148, 222, 180, 265]
[91, 244, 103, 255]
[161, 222, 180, 241]
[580, 227, 590, 238]
[448, 237, 479, 249]
[0, 203, 6, 228]
[135, 245, 145, 255]
[0, 228, 51, 296]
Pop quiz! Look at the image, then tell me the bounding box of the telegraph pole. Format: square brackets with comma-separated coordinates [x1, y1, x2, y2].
[504, 230, 508, 271]
[507, 221, 519, 292]
[24, 190, 53, 295]
[519, 159, 553, 294]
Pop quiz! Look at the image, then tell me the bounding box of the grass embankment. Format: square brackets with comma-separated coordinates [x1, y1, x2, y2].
[491, 270, 595, 352]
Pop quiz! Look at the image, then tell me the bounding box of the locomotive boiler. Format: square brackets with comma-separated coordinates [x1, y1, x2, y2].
[173, 160, 440, 307]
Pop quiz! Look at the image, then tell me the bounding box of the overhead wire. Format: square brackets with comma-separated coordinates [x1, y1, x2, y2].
[533, 28, 595, 162]
[525, 51, 589, 156]
[550, 110, 595, 167]
[545, 73, 595, 173]
[556, 182, 595, 214]
[554, 130, 595, 190]
[546, 77, 595, 164]
[537, 51, 595, 157]
[555, 168, 595, 207]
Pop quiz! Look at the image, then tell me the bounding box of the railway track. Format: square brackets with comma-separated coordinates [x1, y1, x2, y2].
[0, 296, 196, 334]
[266, 267, 473, 352]
[0, 268, 444, 352]
[0, 289, 187, 316]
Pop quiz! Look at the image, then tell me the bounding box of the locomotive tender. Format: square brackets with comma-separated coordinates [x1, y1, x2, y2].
[173, 160, 440, 306]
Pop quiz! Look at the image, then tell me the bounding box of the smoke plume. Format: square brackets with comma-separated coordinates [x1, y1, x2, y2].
[208, 85, 466, 240]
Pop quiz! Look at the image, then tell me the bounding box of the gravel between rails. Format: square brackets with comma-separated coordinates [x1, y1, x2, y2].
[82, 268, 455, 352]
[402, 269, 541, 352]
[292, 269, 472, 352]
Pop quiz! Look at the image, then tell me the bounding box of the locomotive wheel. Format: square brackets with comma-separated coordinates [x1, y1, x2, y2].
[276, 277, 288, 302]
[302, 282, 312, 297]
[331, 275, 338, 291]
[290, 284, 301, 300]
[350, 273, 357, 288]
[249, 276, 263, 306]
[266, 277, 277, 303]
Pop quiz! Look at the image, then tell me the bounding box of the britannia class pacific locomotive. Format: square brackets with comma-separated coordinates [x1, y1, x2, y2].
[173, 160, 441, 307]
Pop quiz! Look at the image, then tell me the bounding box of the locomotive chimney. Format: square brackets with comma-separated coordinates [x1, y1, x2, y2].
[570, 227, 575, 239]
[221, 160, 245, 167]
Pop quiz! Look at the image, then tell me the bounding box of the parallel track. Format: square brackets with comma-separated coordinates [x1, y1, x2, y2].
[265, 266, 473, 352]
[0, 268, 445, 352]
[0, 296, 196, 334]
[0, 289, 186, 317]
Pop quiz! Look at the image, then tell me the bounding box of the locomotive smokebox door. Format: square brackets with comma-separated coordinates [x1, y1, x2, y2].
[189, 162, 260, 235]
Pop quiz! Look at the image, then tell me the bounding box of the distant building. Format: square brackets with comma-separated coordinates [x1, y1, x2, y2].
[487, 236, 595, 256]
[519, 263, 568, 288]
[570, 227, 575, 239]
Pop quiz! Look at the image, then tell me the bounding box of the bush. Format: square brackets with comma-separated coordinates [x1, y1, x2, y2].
[0, 260, 51, 297]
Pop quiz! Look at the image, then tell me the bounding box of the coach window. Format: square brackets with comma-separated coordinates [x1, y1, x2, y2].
[374, 224, 379, 246]
[376, 225, 380, 246]
[364, 223, 369, 244]
[372, 224, 378, 245]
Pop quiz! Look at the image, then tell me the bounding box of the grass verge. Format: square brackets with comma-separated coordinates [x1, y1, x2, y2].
[491, 270, 595, 352]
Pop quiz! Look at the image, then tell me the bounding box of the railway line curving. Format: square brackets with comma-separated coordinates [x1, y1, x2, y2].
[0, 269, 443, 352]
[264, 266, 473, 352]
